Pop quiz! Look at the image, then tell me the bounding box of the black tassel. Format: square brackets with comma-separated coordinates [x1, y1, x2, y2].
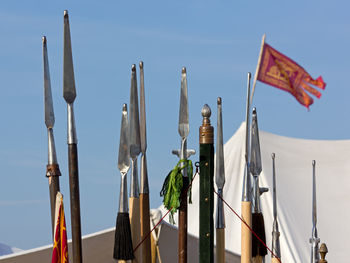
[252, 212, 267, 257]
[113, 212, 134, 260]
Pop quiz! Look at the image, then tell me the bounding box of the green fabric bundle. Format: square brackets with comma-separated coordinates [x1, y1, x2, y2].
[160, 159, 193, 224]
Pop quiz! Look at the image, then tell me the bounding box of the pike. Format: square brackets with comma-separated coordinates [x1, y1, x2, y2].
[43, 36, 61, 238]
[113, 104, 134, 262]
[241, 73, 252, 263]
[139, 61, 152, 263]
[271, 153, 281, 263]
[129, 64, 141, 262]
[215, 98, 225, 263]
[250, 108, 268, 263]
[172, 67, 195, 263]
[309, 160, 320, 263]
[63, 10, 83, 263]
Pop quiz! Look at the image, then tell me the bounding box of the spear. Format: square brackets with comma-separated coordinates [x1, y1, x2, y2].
[113, 104, 134, 262]
[43, 36, 61, 238]
[241, 73, 252, 263]
[129, 64, 141, 262]
[309, 160, 320, 263]
[250, 108, 268, 263]
[139, 61, 152, 263]
[271, 153, 281, 263]
[63, 10, 82, 263]
[172, 67, 195, 263]
[215, 98, 225, 263]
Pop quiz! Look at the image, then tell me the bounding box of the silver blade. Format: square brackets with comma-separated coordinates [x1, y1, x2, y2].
[63, 10, 76, 104]
[118, 104, 130, 175]
[178, 67, 189, 138]
[215, 97, 225, 189]
[312, 160, 317, 227]
[250, 107, 262, 176]
[129, 64, 141, 158]
[272, 153, 277, 220]
[43, 36, 55, 129]
[139, 61, 147, 153]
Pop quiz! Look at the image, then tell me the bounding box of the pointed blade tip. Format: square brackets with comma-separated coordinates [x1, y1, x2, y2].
[217, 97, 222, 105]
[182, 67, 186, 74]
[139, 61, 143, 68]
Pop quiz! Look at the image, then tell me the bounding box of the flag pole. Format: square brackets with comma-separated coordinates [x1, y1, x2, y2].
[250, 34, 266, 105]
[241, 72, 252, 263]
[199, 104, 214, 263]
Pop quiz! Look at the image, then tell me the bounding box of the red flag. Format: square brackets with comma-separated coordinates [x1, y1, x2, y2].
[52, 192, 69, 263]
[257, 43, 326, 108]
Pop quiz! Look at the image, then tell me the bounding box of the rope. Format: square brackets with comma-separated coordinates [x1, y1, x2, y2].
[134, 163, 282, 263]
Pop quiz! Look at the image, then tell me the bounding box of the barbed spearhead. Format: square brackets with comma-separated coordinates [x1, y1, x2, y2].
[43, 36, 55, 129]
[63, 10, 76, 104]
[178, 67, 189, 138]
[250, 107, 262, 176]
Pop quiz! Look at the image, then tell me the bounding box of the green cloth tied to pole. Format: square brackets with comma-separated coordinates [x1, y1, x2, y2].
[160, 159, 193, 224]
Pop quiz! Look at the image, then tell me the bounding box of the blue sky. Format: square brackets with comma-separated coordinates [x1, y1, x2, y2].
[0, 1, 349, 249]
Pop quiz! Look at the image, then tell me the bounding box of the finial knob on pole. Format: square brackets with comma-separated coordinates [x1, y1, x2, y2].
[319, 243, 328, 263]
[200, 104, 213, 144]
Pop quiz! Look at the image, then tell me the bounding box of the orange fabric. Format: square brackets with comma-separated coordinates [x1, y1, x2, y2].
[52, 197, 69, 263]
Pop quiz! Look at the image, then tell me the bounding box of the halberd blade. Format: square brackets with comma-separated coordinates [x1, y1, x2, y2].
[215, 97, 225, 189]
[250, 108, 262, 176]
[178, 67, 189, 138]
[43, 36, 55, 129]
[118, 104, 131, 175]
[139, 61, 147, 153]
[129, 64, 141, 158]
[63, 10, 76, 104]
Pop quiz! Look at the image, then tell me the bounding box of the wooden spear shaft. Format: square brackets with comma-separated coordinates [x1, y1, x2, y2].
[199, 104, 214, 263]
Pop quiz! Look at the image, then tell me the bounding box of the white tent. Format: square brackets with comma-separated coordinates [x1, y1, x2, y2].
[1, 123, 348, 262]
[161, 122, 349, 262]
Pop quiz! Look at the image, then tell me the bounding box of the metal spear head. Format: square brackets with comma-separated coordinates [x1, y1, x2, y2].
[178, 67, 189, 139]
[139, 61, 147, 153]
[118, 104, 130, 175]
[312, 160, 317, 226]
[272, 153, 277, 219]
[129, 64, 141, 158]
[43, 36, 55, 129]
[63, 10, 76, 104]
[250, 107, 262, 176]
[215, 97, 225, 189]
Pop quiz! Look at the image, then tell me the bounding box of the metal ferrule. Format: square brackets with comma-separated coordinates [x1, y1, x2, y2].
[47, 128, 58, 165]
[119, 173, 128, 213]
[241, 162, 251, 201]
[252, 175, 260, 212]
[130, 158, 139, 198]
[216, 188, 225, 229]
[140, 153, 149, 194]
[271, 219, 281, 258]
[67, 103, 77, 144]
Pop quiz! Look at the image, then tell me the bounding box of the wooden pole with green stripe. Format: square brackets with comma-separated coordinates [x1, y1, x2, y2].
[199, 104, 214, 263]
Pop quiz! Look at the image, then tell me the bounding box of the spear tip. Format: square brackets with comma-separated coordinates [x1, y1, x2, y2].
[217, 97, 222, 105]
[271, 153, 275, 159]
[252, 107, 257, 114]
[139, 61, 143, 68]
[64, 10, 69, 18]
[312, 160, 316, 166]
[182, 67, 186, 74]
[123, 103, 127, 111]
[131, 64, 136, 71]
[42, 36, 47, 44]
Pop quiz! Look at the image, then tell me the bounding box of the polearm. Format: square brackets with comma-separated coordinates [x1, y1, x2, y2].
[250, 108, 268, 263]
[309, 160, 320, 263]
[139, 61, 152, 263]
[63, 10, 83, 263]
[129, 64, 141, 262]
[43, 36, 61, 238]
[215, 98, 225, 263]
[199, 104, 214, 263]
[241, 72, 252, 263]
[172, 67, 195, 263]
[114, 104, 134, 262]
[271, 153, 281, 263]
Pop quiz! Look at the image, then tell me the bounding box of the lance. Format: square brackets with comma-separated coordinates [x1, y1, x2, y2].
[309, 160, 320, 263]
[139, 61, 152, 263]
[215, 98, 225, 263]
[129, 64, 141, 262]
[198, 104, 214, 263]
[63, 10, 83, 263]
[172, 67, 195, 263]
[271, 153, 281, 263]
[43, 36, 61, 238]
[250, 108, 268, 263]
[114, 104, 134, 262]
[241, 73, 252, 263]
